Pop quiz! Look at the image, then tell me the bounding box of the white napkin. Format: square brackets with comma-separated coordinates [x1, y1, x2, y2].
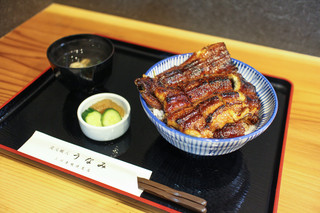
[18, 131, 152, 196]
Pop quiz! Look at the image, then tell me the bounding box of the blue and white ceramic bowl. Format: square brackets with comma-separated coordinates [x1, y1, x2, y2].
[139, 53, 278, 156]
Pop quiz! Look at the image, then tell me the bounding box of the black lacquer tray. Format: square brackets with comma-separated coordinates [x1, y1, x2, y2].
[0, 38, 292, 213]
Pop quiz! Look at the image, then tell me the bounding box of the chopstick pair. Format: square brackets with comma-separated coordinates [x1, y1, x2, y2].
[138, 177, 207, 213]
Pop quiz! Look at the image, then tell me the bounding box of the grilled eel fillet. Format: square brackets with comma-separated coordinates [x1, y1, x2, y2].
[135, 42, 261, 138]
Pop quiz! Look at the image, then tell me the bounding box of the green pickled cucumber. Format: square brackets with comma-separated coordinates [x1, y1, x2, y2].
[101, 108, 122, 126]
[82, 108, 102, 127]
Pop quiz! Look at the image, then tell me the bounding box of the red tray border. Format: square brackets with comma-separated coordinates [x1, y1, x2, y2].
[0, 35, 294, 213]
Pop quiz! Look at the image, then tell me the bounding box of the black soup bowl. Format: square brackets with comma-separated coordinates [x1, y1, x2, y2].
[47, 34, 114, 92]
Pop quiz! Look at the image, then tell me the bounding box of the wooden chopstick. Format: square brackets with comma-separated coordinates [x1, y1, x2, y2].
[138, 177, 207, 213]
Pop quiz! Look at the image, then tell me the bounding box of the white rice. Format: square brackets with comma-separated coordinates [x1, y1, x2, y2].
[244, 123, 258, 135]
[150, 108, 165, 121]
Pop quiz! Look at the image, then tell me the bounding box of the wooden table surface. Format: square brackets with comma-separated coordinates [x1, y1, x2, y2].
[1, 4, 319, 213]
